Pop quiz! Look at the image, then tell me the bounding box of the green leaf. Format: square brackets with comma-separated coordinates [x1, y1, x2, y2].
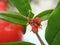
[45, 1, 60, 45]
[9, 0, 32, 17]
[35, 9, 53, 21]
[28, 10, 34, 18]
[0, 41, 35, 45]
[0, 12, 27, 25]
[23, 25, 27, 34]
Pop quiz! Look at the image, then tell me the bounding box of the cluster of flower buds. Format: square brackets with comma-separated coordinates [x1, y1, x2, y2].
[27, 17, 42, 33]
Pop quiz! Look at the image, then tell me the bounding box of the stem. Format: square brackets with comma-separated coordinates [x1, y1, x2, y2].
[35, 33, 45, 45]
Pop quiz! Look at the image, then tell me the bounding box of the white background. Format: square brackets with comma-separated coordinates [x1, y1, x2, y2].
[23, 0, 59, 45]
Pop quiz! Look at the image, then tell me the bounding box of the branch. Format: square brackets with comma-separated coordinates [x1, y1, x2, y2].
[35, 33, 45, 45]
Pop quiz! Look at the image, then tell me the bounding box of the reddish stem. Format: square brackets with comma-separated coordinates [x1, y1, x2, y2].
[35, 33, 45, 45]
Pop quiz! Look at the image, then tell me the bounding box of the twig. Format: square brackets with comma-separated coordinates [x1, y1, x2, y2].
[35, 33, 45, 45]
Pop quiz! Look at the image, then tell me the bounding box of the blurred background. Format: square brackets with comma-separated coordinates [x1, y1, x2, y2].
[23, 0, 59, 45]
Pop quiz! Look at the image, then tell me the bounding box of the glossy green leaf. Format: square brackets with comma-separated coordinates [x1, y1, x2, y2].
[0, 41, 35, 45]
[45, 2, 60, 45]
[9, 0, 32, 17]
[35, 9, 53, 21]
[0, 12, 27, 25]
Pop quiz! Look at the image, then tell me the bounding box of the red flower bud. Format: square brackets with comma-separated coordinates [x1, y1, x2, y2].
[33, 17, 41, 25]
[32, 23, 38, 33]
